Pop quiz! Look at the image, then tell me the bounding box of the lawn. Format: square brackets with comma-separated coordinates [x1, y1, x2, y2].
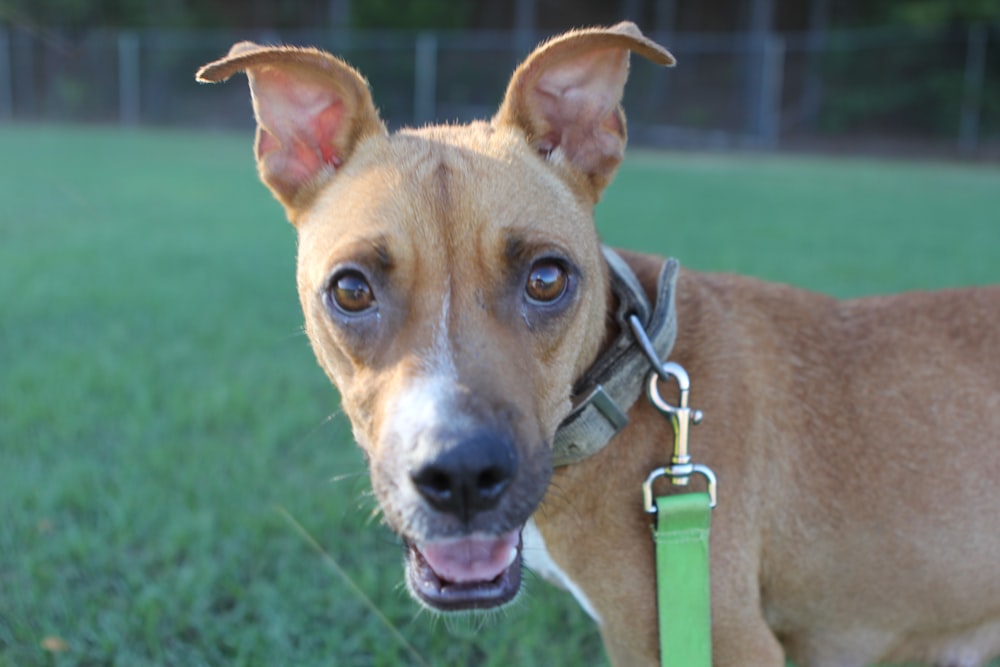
[1, 124, 998, 667]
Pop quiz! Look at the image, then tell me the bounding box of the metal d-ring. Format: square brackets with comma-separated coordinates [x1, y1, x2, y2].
[643, 464, 718, 514]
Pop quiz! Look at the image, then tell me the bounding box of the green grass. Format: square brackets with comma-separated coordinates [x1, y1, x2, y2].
[601, 149, 1000, 296]
[1, 124, 997, 667]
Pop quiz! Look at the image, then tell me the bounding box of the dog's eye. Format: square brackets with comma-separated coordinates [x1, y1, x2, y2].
[525, 260, 568, 304]
[329, 270, 376, 313]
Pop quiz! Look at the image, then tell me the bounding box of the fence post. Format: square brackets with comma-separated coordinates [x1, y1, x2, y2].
[800, 0, 830, 130]
[958, 23, 987, 155]
[118, 30, 140, 125]
[12, 27, 36, 116]
[758, 35, 785, 148]
[414, 32, 437, 126]
[514, 0, 536, 56]
[0, 25, 11, 119]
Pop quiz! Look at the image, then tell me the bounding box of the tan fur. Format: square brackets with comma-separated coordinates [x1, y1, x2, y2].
[541, 253, 1000, 666]
[198, 23, 1000, 667]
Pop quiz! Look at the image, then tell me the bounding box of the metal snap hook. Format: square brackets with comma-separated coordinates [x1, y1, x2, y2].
[628, 313, 716, 513]
[646, 365, 704, 486]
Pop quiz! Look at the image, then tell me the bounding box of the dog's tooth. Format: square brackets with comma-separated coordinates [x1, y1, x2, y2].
[505, 545, 518, 568]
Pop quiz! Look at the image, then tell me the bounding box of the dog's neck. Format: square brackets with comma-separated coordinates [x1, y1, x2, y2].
[552, 249, 680, 466]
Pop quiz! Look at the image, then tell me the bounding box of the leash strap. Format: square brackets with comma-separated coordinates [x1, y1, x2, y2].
[653, 492, 713, 667]
[636, 350, 715, 666]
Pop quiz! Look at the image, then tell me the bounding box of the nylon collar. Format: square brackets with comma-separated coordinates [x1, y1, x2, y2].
[551, 247, 680, 467]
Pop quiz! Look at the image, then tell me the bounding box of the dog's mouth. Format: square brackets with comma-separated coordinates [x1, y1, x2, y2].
[405, 528, 522, 611]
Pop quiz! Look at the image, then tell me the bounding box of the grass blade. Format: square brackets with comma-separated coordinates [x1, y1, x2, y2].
[276, 505, 431, 667]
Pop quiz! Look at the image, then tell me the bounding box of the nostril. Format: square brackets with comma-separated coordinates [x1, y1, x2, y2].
[412, 466, 454, 508]
[477, 466, 511, 500]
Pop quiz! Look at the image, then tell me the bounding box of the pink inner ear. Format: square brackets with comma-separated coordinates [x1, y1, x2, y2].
[312, 105, 345, 167]
[525, 47, 628, 181]
[251, 67, 347, 190]
[532, 47, 628, 157]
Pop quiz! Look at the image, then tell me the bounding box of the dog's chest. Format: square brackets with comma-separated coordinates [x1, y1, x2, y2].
[522, 519, 601, 623]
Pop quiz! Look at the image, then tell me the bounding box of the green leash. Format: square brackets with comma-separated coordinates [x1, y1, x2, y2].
[652, 492, 713, 666]
[638, 356, 717, 667]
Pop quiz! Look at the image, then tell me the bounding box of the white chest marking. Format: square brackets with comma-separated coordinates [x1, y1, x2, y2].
[522, 518, 602, 623]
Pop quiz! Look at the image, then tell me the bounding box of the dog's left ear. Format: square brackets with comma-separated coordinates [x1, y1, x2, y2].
[494, 22, 674, 199]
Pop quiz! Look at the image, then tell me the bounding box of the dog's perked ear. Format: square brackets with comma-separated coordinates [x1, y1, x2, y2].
[494, 22, 674, 200]
[196, 42, 385, 221]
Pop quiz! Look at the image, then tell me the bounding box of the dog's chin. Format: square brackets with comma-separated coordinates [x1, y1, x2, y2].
[404, 528, 523, 612]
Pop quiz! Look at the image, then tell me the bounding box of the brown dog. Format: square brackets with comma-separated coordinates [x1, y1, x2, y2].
[197, 23, 1000, 667]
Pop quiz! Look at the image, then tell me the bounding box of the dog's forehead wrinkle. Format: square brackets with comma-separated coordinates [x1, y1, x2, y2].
[382, 124, 587, 255]
[432, 162, 453, 210]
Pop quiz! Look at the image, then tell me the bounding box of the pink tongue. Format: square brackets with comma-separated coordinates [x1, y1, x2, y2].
[418, 530, 520, 584]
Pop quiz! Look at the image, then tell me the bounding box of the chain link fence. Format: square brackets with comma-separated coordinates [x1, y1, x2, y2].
[2, 24, 998, 156]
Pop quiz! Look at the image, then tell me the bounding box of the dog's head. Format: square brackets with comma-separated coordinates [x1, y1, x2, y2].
[197, 23, 673, 612]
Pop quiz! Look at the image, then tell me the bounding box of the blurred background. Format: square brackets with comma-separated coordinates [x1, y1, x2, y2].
[3, 0, 1000, 157]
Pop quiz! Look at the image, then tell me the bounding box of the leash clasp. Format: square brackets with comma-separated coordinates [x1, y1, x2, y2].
[647, 363, 703, 482]
[628, 314, 717, 513]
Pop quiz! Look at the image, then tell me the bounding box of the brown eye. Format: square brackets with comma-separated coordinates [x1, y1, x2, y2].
[526, 260, 568, 304]
[330, 270, 375, 313]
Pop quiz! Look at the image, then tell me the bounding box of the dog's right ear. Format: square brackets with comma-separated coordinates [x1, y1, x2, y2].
[196, 42, 385, 221]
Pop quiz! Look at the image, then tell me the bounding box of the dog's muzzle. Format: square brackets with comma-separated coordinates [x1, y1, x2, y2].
[398, 428, 531, 610]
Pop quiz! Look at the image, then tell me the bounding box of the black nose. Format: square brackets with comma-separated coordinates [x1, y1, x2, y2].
[410, 432, 516, 522]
